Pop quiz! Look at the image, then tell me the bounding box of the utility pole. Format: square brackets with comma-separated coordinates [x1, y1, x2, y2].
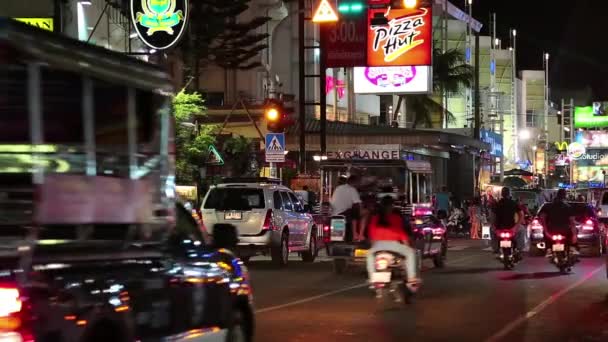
[474, 32, 480, 140]
[298, 0, 306, 173]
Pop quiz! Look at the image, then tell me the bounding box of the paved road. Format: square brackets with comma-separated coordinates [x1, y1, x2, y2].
[246, 240, 608, 342]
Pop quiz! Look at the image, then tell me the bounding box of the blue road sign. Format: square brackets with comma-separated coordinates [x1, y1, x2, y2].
[265, 133, 285, 162]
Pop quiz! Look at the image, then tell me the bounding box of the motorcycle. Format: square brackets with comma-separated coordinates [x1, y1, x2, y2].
[370, 251, 415, 305]
[497, 229, 521, 270]
[446, 208, 469, 236]
[550, 233, 578, 274]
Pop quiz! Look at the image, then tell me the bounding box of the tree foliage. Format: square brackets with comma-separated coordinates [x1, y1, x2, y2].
[181, 0, 271, 89]
[402, 48, 474, 128]
[173, 90, 215, 184]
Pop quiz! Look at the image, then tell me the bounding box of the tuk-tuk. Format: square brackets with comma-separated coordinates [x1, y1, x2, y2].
[318, 159, 445, 273]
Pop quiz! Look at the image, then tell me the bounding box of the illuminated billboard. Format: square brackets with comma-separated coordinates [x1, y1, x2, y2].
[367, 7, 432, 67]
[353, 66, 431, 94]
[574, 105, 608, 128]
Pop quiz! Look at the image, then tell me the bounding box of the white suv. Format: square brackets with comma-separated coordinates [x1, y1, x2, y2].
[201, 179, 320, 267]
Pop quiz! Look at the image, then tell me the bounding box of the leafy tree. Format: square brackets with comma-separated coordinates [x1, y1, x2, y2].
[181, 0, 271, 90]
[399, 48, 473, 128]
[172, 90, 215, 184]
[222, 135, 255, 177]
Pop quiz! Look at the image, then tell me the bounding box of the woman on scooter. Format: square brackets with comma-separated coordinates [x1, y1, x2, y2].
[366, 196, 421, 289]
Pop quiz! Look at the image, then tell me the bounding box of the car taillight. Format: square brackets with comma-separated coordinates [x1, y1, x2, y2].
[500, 232, 511, 239]
[262, 209, 274, 230]
[323, 225, 330, 232]
[0, 287, 21, 317]
[582, 219, 594, 230]
[375, 258, 389, 271]
[552, 234, 564, 241]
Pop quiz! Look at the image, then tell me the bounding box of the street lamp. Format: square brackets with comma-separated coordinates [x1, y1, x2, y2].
[404, 0, 418, 8]
[519, 129, 531, 140]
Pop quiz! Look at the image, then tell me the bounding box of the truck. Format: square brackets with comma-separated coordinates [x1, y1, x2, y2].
[0, 19, 253, 342]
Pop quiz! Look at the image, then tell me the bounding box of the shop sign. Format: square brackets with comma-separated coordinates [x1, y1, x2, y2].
[320, 16, 367, 68]
[574, 130, 608, 148]
[574, 104, 608, 128]
[480, 129, 503, 157]
[14, 18, 54, 31]
[367, 7, 432, 67]
[326, 145, 400, 160]
[130, 0, 188, 50]
[353, 66, 431, 94]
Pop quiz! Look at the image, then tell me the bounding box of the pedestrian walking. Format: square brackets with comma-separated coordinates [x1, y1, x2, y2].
[468, 197, 481, 239]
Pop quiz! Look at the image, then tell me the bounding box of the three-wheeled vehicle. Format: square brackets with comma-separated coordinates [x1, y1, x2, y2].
[318, 159, 447, 274]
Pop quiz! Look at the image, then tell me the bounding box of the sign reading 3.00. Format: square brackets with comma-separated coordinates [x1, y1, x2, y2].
[320, 17, 367, 68]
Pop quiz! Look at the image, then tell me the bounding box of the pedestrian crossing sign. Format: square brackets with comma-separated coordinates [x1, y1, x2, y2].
[265, 133, 285, 163]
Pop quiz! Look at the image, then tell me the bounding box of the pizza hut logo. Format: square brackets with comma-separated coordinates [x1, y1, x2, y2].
[371, 8, 428, 63]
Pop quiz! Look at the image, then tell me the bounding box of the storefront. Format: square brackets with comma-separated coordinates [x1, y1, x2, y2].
[285, 119, 488, 202]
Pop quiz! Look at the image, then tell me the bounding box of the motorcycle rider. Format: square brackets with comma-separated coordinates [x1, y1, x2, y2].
[538, 189, 579, 257]
[492, 187, 523, 256]
[367, 195, 421, 290]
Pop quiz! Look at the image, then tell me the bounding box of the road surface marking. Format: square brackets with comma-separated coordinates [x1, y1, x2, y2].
[255, 255, 480, 314]
[256, 283, 368, 313]
[485, 265, 603, 342]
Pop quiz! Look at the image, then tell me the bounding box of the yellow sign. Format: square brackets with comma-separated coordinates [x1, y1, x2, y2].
[554, 141, 568, 151]
[312, 0, 339, 23]
[14, 18, 54, 32]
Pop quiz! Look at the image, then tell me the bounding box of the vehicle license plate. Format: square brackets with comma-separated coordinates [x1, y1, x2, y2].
[354, 249, 368, 258]
[224, 211, 242, 220]
[553, 244, 565, 252]
[371, 272, 391, 283]
[330, 218, 346, 241]
[500, 240, 512, 248]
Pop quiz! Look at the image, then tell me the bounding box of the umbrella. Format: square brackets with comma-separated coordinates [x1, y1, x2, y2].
[503, 177, 527, 188]
[504, 169, 534, 177]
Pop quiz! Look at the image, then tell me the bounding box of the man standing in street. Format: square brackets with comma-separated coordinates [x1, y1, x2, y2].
[331, 175, 362, 242]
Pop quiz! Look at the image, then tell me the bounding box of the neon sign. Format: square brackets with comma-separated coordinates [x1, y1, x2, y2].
[130, 0, 188, 50]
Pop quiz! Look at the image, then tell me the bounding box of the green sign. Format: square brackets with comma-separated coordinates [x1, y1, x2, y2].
[574, 106, 608, 128]
[130, 0, 188, 50]
[207, 145, 224, 166]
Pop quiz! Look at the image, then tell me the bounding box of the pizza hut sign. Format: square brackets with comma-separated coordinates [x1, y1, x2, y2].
[326, 145, 400, 160]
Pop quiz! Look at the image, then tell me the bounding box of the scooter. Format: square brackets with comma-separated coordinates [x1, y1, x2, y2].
[446, 208, 468, 236]
[549, 234, 578, 274]
[497, 229, 521, 270]
[370, 251, 415, 305]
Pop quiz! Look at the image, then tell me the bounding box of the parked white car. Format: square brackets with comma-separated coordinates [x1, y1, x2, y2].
[201, 178, 320, 267]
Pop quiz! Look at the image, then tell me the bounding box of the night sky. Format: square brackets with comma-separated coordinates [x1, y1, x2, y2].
[465, 0, 607, 101]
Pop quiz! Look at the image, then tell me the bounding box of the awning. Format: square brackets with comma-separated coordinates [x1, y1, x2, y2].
[406, 161, 432, 174]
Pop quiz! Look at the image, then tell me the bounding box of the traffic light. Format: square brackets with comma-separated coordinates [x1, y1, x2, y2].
[337, 0, 365, 15]
[264, 96, 295, 133]
[264, 99, 286, 133]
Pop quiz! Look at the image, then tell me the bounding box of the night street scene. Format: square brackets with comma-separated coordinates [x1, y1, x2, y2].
[3, 0, 608, 341]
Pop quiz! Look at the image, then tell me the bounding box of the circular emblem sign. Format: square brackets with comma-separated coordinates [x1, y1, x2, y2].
[567, 142, 586, 159]
[130, 0, 188, 50]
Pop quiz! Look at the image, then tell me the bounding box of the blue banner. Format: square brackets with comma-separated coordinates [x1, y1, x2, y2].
[480, 129, 503, 157]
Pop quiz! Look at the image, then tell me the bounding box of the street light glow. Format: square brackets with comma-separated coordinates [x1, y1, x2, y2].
[404, 0, 417, 8]
[564, 127, 571, 132]
[512, 29, 517, 37]
[519, 129, 531, 140]
[265, 108, 280, 121]
[545, 53, 550, 60]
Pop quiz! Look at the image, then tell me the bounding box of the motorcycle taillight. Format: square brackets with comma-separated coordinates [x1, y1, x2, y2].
[500, 232, 511, 239]
[552, 235, 564, 241]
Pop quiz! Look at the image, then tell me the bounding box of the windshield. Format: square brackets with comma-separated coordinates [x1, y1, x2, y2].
[568, 203, 596, 222]
[203, 188, 265, 211]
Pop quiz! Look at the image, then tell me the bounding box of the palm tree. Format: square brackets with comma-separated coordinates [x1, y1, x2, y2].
[395, 47, 473, 128]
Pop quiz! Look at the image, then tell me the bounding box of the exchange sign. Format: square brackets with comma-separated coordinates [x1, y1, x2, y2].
[130, 0, 188, 50]
[367, 7, 432, 67]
